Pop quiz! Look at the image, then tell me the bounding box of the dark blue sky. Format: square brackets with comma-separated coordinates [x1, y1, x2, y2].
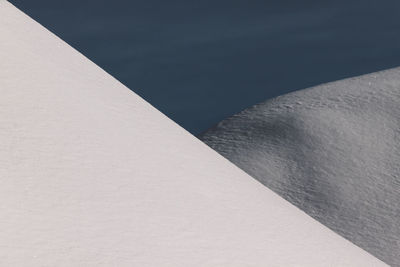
[9, 0, 400, 135]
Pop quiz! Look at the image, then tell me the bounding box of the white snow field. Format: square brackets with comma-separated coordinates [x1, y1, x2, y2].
[0, 1, 385, 266]
[202, 68, 400, 265]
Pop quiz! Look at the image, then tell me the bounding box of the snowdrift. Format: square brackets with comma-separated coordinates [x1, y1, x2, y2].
[0, 1, 384, 266]
[202, 67, 400, 266]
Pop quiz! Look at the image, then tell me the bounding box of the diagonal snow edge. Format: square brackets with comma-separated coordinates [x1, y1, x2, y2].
[0, 1, 385, 266]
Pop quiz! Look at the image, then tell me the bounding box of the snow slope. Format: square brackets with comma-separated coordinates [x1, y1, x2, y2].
[0, 1, 384, 266]
[201, 68, 400, 266]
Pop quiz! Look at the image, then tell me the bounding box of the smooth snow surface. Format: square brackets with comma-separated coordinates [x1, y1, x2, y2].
[202, 68, 400, 266]
[0, 1, 384, 266]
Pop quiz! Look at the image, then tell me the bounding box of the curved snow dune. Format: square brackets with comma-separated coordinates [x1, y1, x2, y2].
[0, 1, 384, 266]
[201, 67, 400, 265]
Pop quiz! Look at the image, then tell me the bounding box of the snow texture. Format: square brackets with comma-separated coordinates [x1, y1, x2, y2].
[0, 1, 385, 266]
[201, 67, 400, 266]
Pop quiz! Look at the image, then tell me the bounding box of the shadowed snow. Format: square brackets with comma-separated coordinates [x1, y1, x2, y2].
[202, 68, 400, 266]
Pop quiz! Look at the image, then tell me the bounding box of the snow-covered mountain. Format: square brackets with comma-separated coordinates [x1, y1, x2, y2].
[201, 68, 400, 266]
[0, 1, 384, 266]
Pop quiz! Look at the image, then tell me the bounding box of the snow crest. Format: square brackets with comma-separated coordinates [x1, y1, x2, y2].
[0, 1, 385, 266]
[201, 68, 400, 266]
